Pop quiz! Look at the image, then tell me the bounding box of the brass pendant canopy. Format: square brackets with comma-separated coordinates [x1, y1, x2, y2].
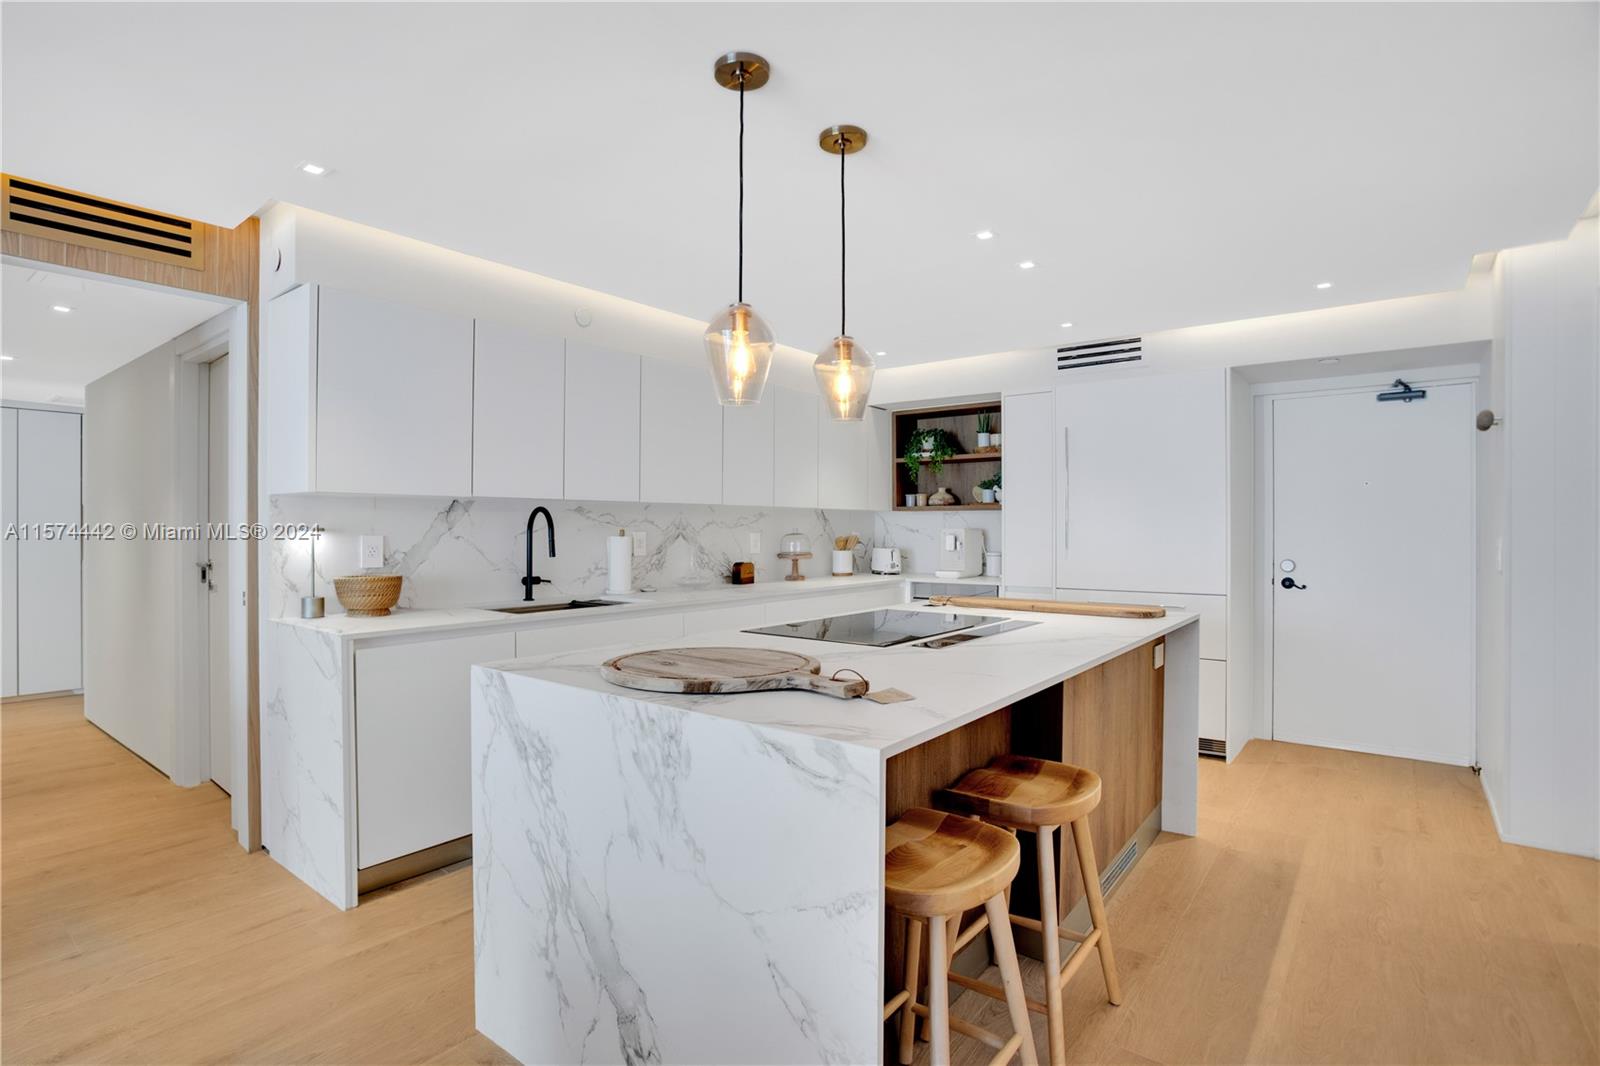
[818, 125, 868, 154]
[704, 51, 776, 405]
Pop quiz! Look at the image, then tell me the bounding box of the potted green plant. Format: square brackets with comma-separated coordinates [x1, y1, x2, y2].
[978, 472, 1000, 504]
[975, 413, 993, 449]
[902, 428, 960, 481]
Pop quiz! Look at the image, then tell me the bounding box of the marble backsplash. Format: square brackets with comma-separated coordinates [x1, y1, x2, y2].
[268, 495, 881, 616]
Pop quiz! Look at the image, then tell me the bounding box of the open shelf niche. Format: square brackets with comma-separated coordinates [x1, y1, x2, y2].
[892, 400, 1003, 511]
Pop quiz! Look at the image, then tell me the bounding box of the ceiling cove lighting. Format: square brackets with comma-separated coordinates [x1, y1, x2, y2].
[703, 52, 776, 406]
[814, 124, 876, 422]
[1018, 261, 1036, 270]
[50, 305, 73, 313]
[975, 230, 994, 240]
[1060, 322, 1074, 329]
[298, 161, 329, 176]
[1315, 281, 1333, 289]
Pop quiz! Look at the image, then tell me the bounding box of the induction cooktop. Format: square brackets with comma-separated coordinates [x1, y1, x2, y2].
[744, 608, 1008, 647]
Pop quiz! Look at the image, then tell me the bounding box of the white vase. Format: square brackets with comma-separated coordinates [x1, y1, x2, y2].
[904, 493, 918, 507]
[991, 432, 1002, 448]
[995, 487, 1003, 503]
[980, 488, 995, 503]
[976, 432, 992, 449]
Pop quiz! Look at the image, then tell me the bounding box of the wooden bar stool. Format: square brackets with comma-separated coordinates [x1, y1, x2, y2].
[885, 808, 1039, 1066]
[935, 755, 1123, 1066]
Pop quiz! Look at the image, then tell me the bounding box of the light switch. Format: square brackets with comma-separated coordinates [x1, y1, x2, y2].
[747, 532, 761, 555]
[358, 535, 384, 569]
[631, 531, 647, 557]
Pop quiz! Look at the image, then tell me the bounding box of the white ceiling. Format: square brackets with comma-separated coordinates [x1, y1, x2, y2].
[0, 265, 227, 405]
[2, 3, 1594, 366]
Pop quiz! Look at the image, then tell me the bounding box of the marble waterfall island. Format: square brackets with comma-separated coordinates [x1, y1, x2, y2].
[471, 605, 1199, 1065]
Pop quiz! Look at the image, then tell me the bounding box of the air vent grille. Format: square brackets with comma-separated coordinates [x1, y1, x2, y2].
[2, 175, 204, 270]
[1101, 838, 1138, 894]
[1198, 737, 1227, 758]
[1057, 336, 1142, 371]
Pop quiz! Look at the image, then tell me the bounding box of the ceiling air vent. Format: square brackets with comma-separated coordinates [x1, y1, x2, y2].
[1056, 336, 1142, 371]
[2, 175, 204, 270]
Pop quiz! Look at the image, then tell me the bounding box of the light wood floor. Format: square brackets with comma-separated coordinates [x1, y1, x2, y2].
[5, 696, 1597, 1064]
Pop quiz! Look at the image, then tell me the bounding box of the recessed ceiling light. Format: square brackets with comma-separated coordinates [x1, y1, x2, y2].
[875, 351, 886, 357]
[0, 355, 14, 361]
[1018, 261, 1035, 270]
[298, 161, 329, 176]
[1317, 357, 1341, 365]
[1315, 281, 1333, 290]
[50, 305, 74, 313]
[975, 230, 994, 240]
[1060, 322, 1074, 329]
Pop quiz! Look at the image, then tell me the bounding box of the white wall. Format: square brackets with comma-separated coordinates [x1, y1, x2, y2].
[83, 340, 185, 775]
[1225, 369, 1256, 757]
[1480, 219, 1599, 858]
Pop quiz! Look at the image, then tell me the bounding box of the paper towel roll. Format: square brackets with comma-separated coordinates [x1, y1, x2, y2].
[605, 535, 634, 595]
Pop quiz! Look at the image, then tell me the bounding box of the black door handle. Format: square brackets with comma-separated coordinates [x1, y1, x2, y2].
[1280, 576, 1307, 590]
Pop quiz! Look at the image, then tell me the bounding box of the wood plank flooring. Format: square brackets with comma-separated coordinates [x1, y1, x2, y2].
[6, 695, 1597, 1064]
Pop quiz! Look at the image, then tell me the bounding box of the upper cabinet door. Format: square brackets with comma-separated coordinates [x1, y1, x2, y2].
[1002, 391, 1055, 590]
[722, 397, 776, 507]
[473, 321, 564, 499]
[640, 359, 722, 505]
[817, 406, 870, 510]
[315, 287, 474, 497]
[1055, 368, 1227, 594]
[773, 386, 820, 509]
[564, 340, 641, 502]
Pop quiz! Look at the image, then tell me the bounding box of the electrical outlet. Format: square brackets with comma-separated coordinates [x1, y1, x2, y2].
[631, 531, 647, 557]
[747, 532, 761, 555]
[358, 535, 384, 569]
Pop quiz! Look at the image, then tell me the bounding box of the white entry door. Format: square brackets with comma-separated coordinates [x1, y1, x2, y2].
[1271, 381, 1475, 764]
[206, 356, 232, 794]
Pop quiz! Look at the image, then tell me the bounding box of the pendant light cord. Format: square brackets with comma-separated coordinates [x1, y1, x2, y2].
[839, 134, 847, 338]
[737, 67, 745, 305]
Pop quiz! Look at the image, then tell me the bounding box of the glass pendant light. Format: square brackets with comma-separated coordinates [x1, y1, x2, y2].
[704, 52, 775, 406]
[815, 125, 876, 421]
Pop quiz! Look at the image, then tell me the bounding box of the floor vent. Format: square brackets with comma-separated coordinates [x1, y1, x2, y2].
[1056, 336, 1142, 371]
[1101, 839, 1138, 894]
[1198, 736, 1227, 758]
[2, 175, 204, 270]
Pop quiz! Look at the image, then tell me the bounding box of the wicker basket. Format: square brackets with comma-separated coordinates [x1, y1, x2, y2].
[333, 574, 403, 617]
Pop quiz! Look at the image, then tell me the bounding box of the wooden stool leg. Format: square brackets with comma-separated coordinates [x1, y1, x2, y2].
[1035, 825, 1068, 1065]
[918, 913, 960, 1042]
[899, 916, 923, 1065]
[927, 914, 951, 1066]
[1070, 816, 1123, 1005]
[984, 891, 1040, 1066]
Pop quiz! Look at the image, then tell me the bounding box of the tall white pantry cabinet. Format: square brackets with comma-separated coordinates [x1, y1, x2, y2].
[1002, 368, 1233, 755]
[3, 405, 83, 698]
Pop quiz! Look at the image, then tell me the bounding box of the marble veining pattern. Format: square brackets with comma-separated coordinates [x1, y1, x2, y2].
[473, 667, 882, 1065]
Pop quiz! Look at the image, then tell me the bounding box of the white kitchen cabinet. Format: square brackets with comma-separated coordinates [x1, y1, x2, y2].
[682, 602, 767, 635]
[263, 285, 475, 497]
[722, 399, 776, 507]
[1001, 391, 1056, 590]
[564, 340, 641, 502]
[825, 404, 889, 508]
[2, 408, 16, 698]
[1199, 659, 1227, 747]
[15, 409, 81, 695]
[773, 386, 820, 509]
[1054, 588, 1227, 661]
[316, 287, 474, 496]
[354, 631, 513, 869]
[1055, 368, 1227, 594]
[514, 612, 684, 658]
[641, 358, 722, 505]
[473, 321, 564, 499]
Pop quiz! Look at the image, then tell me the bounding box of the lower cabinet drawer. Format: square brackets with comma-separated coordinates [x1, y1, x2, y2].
[682, 603, 767, 635]
[514, 613, 684, 658]
[354, 630, 515, 869]
[1199, 658, 1227, 743]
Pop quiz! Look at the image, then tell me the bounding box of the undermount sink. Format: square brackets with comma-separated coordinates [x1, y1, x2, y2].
[491, 599, 623, 615]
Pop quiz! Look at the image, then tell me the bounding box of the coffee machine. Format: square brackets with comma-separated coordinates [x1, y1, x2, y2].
[934, 527, 985, 578]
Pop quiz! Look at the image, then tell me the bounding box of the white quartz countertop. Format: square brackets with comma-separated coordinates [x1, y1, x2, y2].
[484, 603, 1199, 758]
[270, 572, 909, 642]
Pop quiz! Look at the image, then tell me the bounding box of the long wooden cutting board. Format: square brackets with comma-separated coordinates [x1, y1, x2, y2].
[601, 647, 868, 699]
[926, 595, 1166, 619]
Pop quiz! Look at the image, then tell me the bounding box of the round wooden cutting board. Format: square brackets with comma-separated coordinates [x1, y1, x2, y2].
[600, 647, 868, 700]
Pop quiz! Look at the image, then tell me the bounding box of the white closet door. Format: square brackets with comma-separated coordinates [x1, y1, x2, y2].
[640, 359, 722, 504]
[315, 287, 474, 497]
[774, 386, 819, 509]
[722, 399, 776, 507]
[17, 409, 81, 694]
[473, 321, 564, 499]
[564, 340, 641, 502]
[2, 408, 17, 697]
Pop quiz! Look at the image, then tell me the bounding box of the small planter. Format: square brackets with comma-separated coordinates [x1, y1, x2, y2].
[904, 493, 919, 507]
[991, 432, 1002, 448]
[976, 432, 992, 449]
[980, 488, 996, 504]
